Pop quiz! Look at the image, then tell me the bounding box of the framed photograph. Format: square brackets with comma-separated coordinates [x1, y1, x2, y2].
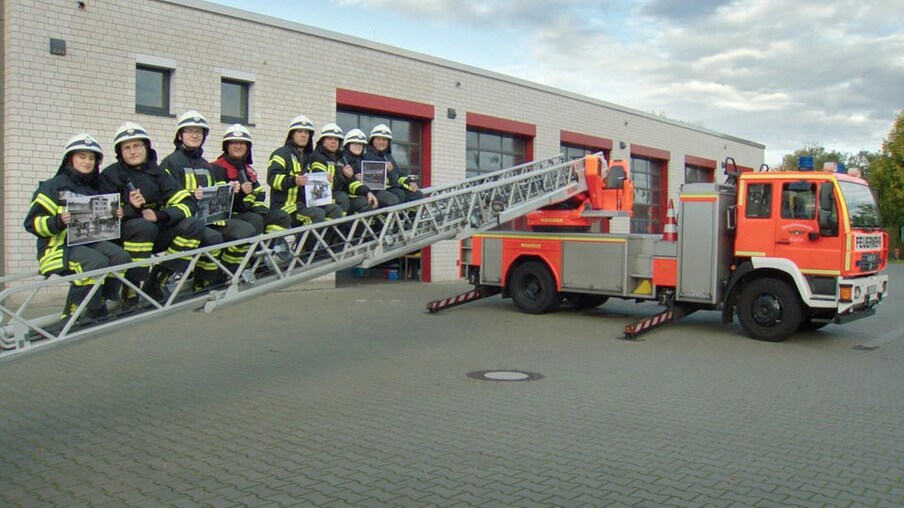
[65, 193, 121, 246]
[305, 172, 333, 207]
[361, 160, 387, 189]
[198, 185, 234, 224]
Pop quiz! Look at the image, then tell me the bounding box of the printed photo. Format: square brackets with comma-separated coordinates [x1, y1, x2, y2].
[305, 173, 333, 207]
[198, 185, 234, 224]
[361, 160, 387, 189]
[65, 193, 121, 246]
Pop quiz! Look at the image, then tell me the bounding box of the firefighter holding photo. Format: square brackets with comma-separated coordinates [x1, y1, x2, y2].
[268, 115, 339, 227]
[24, 134, 131, 321]
[100, 122, 205, 306]
[364, 123, 424, 203]
[308, 122, 353, 214]
[210, 124, 292, 236]
[337, 128, 399, 214]
[159, 111, 256, 291]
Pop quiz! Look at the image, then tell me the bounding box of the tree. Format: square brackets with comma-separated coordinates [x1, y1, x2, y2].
[865, 109, 904, 248]
[778, 142, 851, 171]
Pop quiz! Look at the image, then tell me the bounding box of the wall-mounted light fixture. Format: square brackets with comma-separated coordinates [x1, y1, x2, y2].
[619, 141, 627, 150]
[447, 108, 457, 119]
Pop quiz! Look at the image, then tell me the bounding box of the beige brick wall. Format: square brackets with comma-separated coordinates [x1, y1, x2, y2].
[2, 0, 764, 282]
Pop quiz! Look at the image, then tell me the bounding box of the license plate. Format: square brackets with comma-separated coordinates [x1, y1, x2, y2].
[867, 285, 877, 295]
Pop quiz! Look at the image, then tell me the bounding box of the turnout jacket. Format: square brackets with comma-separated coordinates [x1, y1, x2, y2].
[336, 148, 372, 197]
[267, 143, 312, 213]
[160, 146, 228, 225]
[24, 165, 106, 275]
[363, 145, 415, 191]
[100, 152, 196, 225]
[211, 155, 270, 216]
[159, 147, 223, 192]
[308, 145, 340, 185]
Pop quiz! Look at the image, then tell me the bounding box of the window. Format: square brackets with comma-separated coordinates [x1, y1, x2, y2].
[781, 182, 816, 220]
[221, 79, 251, 124]
[685, 164, 713, 183]
[745, 183, 772, 218]
[561, 144, 594, 161]
[337, 111, 423, 183]
[135, 65, 171, 115]
[466, 130, 526, 178]
[630, 157, 664, 233]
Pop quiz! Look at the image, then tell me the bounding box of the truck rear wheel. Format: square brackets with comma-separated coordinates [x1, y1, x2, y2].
[737, 278, 802, 342]
[510, 261, 559, 314]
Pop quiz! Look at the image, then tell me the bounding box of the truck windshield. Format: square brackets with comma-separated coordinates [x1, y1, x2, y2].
[838, 181, 882, 229]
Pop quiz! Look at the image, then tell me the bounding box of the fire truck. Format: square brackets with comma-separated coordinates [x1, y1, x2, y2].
[429, 155, 889, 342]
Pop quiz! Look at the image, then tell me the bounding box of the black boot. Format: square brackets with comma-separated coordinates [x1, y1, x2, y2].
[192, 268, 218, 293]
[143, 266, 174, 303]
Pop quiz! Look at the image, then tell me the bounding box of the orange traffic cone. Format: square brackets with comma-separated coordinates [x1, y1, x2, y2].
[662, 199, 677, 241]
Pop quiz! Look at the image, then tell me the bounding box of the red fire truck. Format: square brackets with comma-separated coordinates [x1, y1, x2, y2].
[429, 155, 888, 342]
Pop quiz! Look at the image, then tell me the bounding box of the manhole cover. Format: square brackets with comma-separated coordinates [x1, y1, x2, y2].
[467, 370, 543, 382]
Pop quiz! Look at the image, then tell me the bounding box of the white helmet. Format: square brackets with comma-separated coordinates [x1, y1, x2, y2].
[342, 128, 367, 148]
[223, 124, 252, 145]
[222, 124, 253, 164]
[61, 133, 103, 170]
[317, 123, 344, 143]
[369, 123, 393, 141]
[175, 110, 209, 146]
[113, 121, 151, 149]
[287, 114, 315, 135]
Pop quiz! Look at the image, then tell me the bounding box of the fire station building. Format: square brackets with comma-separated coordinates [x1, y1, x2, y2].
[1, 0, 765, 282]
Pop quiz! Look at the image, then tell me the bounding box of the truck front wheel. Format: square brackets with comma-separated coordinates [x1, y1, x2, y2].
[737, 278, 802, 342]
[510, 261, 559, 314]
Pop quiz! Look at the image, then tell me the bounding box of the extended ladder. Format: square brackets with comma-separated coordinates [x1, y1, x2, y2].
[0, 153, 593, 360]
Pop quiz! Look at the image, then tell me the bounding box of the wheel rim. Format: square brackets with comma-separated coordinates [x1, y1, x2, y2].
[751, 293, 782, 327]
[520, 276, 541, 301]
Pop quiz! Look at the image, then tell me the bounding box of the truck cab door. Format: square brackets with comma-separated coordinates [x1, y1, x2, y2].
[773, 180, 842, 273]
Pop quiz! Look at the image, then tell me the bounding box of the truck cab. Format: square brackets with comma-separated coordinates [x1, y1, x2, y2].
[730, 169, 888, 337]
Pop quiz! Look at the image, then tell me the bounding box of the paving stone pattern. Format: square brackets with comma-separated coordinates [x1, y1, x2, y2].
[1, 272, 903, 506]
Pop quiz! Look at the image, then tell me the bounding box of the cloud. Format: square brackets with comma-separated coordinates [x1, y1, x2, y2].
[330, 0, 904, 163]
[640, 0, 733, 21]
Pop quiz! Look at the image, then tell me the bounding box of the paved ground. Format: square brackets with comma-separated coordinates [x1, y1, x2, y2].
[1, 266, 903, 507]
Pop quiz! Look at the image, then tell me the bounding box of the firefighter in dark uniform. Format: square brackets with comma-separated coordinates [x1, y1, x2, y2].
[100, 122, 205, 305]
[364, 123, 424, 203]
[24, 134, 131, 320]
[337, 128, 399, 214]
[309, 122, 353, 214]
[210, 124, 291, 235]
[267, 115, 342, 227]
[159, 111, 256, 291]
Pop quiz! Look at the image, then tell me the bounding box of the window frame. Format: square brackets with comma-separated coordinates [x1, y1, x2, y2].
[466, 129, 527, 178]
[135, 64, 172, 116]
[220, 78, 252, 125]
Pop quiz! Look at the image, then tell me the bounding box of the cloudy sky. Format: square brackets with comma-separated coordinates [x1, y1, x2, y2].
[208, 0, 903, 165]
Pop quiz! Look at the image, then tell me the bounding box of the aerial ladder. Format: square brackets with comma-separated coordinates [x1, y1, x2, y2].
[0, 153, 593, 360]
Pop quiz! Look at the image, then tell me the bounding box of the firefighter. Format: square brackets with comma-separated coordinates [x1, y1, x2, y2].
[337, 128, 399, 214]
[268, 115, 341, 227]
[364, 123, 424, 203]
[309, 122, 352, 214]
[24, 134, 131, 320]
[210, 124, 291, 235]
[100, 122, 205, 305]
[159, 111, 256, 291]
